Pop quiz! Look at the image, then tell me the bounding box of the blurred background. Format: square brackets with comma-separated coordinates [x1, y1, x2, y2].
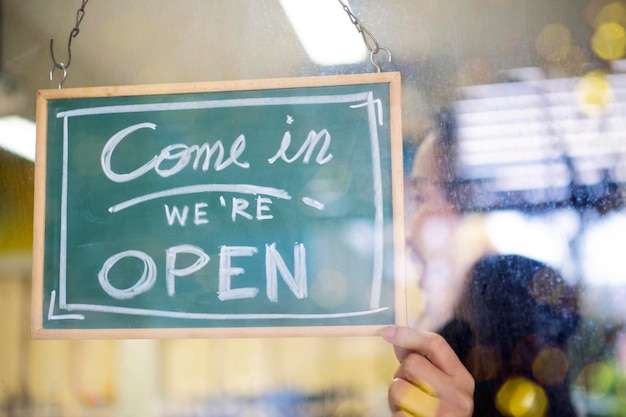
[2, 0, 626, 416]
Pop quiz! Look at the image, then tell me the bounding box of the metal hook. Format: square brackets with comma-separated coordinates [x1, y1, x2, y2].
[50, 36, 73, 72]
[49, 30, 78, 88]
[49, 62, 67, 89]
[370, 47, 392, 73]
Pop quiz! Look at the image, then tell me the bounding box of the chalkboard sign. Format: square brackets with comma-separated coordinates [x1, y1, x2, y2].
[32, 73, 405, 338]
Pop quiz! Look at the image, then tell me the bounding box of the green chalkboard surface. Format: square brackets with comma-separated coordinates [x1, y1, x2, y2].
[32, 73, 405, 338]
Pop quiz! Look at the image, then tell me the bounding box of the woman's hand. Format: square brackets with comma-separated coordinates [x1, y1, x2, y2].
[380, 326, 474, 417]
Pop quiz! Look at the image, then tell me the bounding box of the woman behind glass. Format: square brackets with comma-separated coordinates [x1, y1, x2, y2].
[381, 109, 580, 417]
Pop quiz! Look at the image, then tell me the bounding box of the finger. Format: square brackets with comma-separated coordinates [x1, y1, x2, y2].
[391, 363, 475, 417]
[389, 377, 439, 417]
[380, 326, 467, 377]
[392, 343, 412, 364]
[393, 353, 438, 396]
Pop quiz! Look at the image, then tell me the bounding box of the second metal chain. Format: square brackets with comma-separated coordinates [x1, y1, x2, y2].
[337, 0, 392, 72]
[49, 0, 90, 88]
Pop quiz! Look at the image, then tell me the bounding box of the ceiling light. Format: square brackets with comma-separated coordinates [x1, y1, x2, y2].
[0, 116, 36, 161]
[279, 0, 368, 66]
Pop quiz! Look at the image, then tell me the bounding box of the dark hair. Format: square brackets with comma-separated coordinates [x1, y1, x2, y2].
[441, 254, 580, 417]
[464, 254, 579, 350]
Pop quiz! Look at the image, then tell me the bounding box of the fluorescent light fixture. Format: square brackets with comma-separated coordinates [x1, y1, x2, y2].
[0, 116, 36, 161]
[485, 210, 576, 271]
[279, 0, 368, 66]
[581, 211, 626, 286]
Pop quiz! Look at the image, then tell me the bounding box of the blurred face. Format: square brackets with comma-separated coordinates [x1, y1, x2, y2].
[407, 133, 457, 264]
[407, 133, 463, 329]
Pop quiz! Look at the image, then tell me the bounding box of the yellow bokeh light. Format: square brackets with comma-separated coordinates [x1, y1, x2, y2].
[615, 374, 626, 404]
[574, 362, 615, 398]
[496, 377, 548, 417]
[593, 2, 626, 28]
[465, 345, 500, 382]
[585, 0, 608, 26]
[576, 70, 613, 117]
[560, 45, 590, 76]
[527, 267, 562, 306]
[592, 22, 626, 60]
[535, 23, 572, 62]
[532, 347, 569, 386]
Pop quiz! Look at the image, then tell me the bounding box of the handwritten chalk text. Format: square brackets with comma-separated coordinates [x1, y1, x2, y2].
[97, 243, 308, 303]
[101, 122, 335, 184]
[100, 122, 250, 183]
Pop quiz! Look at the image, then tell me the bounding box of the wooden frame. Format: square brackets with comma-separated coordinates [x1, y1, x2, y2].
[32, 72, 406, 339]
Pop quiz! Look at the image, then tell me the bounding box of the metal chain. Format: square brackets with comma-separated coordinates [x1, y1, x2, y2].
[337, 0, 392, 72]
[49, 0, 90, 88]
[47, 1, 387, 84]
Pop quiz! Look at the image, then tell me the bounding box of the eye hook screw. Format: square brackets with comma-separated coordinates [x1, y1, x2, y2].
[49, 61, 67, 90]
[49, 37, 71, 89]
[370, 47, 392, 73]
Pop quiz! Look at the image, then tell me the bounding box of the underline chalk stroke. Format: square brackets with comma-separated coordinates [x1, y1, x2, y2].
[108, 184, 292, 213]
